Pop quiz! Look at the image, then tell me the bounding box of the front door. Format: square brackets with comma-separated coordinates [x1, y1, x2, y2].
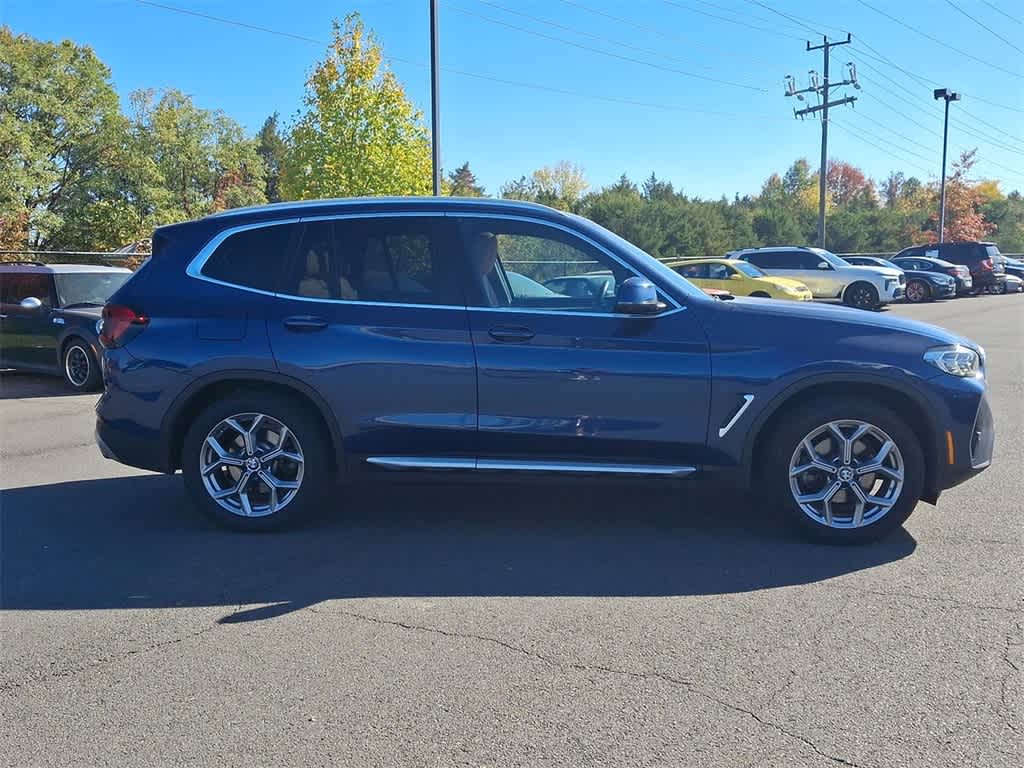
[0, 272, 58, 369]
[455, 215, 710, 470]
[266, 214, 478, 465]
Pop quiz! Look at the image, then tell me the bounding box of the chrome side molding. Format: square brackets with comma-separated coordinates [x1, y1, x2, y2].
[366, 457, 697, 477]
[718, 394, 755, 438]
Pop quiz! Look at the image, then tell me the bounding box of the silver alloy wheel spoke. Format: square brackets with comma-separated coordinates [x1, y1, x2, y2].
[789, 419, 904, 530]
[199, 412, 304, 518]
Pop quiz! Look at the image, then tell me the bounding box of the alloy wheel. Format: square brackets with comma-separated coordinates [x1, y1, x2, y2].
[906, 282, 927, 303]
[200, 413, 304, 518]
[848, 285, 876, 308]
[788, 419, 904, 529]
[65, 345, 91, 387]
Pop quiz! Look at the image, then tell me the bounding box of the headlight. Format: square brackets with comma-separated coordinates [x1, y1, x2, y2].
[96, 319, 104, 335]
[781, 285, 802, 294]
[924, 344, 981, 377]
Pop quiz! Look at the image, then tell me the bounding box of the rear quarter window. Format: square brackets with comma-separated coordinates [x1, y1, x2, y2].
[200, 223, 298, 291]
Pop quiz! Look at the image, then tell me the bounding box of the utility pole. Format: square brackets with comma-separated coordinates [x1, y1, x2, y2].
[933, 88, 961, 242]
[784, 34, 858, 248]
[430, 0, 442, 196]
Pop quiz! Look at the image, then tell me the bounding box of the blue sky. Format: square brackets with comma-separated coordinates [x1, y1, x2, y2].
[4, 0, 1023, 197]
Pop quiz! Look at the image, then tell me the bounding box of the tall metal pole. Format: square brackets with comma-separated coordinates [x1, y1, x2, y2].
[429, 0, 441, 196]
[818, 39, 830, 248]
[938, 97, 951, 242]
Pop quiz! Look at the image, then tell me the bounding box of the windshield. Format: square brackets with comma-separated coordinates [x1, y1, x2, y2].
[571, 215, 710, 302]
[811, 248, 851, 268]
[733, 261, 764, 278]
[54, 272, 130, 308]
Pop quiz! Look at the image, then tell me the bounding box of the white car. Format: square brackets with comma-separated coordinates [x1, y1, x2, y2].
[729, 246, 905, 309]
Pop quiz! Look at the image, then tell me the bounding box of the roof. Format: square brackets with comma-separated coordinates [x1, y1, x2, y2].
[0, 263, 133, 274]
[204, 196, 565, 221]
[727, 246, 825, 254]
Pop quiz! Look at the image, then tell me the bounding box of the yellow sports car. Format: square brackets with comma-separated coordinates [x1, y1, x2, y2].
[667, 258, 813, 301]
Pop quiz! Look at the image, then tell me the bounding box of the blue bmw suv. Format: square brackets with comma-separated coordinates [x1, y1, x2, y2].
[95, 198, 994, 543]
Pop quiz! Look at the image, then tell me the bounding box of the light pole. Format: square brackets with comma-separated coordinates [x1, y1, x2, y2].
[429, 0, 441, 196]
[933, 88, 960, 242]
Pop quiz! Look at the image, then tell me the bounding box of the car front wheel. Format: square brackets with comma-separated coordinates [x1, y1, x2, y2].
[182, 391, 330, 531]
[843, 282, 880, 309]
[765, 398, 924, 544]
[904, 279, 931, 303]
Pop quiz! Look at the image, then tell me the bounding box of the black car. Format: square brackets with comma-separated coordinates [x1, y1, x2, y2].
[894, 242, 1005, 294]
[890, 255, 973, 296]
[844, 255, 956, 303]
[0, 262, 132, 389]
[1003, 257, 1024, 282]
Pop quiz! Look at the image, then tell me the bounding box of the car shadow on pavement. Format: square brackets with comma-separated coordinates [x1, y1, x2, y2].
[1, 474, 916, 621]
[0, 371, 88, 399]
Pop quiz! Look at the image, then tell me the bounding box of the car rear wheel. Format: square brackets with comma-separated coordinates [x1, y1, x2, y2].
[904, 280, 931, 303]
[182, 391, 330, 531]
[62, 340, 101, 391]
[764, 397, 924, 544]
[843, 282, 879, 309]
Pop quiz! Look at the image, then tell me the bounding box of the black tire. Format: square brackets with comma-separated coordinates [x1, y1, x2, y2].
[762, 397, 924, 544]
[904, 279, 931, 304]
[750, 291, 771, 298]
[182, 389, 331, 531]
[62, 339, 101, 391]
[843, 282, 879, 309]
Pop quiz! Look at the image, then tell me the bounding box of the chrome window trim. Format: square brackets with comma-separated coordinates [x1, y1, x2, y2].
[366, 456, 697, 476]
[184, 210, 685, 317]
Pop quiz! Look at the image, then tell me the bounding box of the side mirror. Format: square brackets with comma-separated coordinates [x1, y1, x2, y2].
[817, 262, 831, 270]
[615, 276, 664, 315]
[19, 296, 43, 310]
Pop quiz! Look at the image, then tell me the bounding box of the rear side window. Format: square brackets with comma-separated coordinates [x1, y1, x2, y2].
[201, 223, 297, 291]
[283, 217, 461, 306]
[676, 262, 710, 279]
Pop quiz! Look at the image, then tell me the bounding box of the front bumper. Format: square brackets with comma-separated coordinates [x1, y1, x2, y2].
[925, 375, 994, 498]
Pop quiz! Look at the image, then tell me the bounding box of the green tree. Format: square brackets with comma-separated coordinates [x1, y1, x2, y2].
[257, 113, 287, 203]
[0, 26, 126, 249]
[447, 162, 485, 196]
[281, 14, 431, 199]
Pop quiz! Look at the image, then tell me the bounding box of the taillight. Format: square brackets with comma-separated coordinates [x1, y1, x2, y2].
[979, 259, 993, 272]
[100, 304, 148, 348]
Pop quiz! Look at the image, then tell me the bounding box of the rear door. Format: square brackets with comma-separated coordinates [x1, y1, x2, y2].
[267, 214, 478, 465]
[455, 214, 710, 470]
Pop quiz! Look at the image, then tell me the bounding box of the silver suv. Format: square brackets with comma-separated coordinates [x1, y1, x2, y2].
[730, 247, 904, 309]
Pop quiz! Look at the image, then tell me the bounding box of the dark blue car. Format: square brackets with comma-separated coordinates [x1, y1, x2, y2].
[95, 198, 994, 543]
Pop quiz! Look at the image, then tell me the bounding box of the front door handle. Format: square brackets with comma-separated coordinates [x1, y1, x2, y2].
[488, 325, 535, 343]
[283, 316, 328, 332]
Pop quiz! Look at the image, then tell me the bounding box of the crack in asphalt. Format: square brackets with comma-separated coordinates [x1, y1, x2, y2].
[998, 619, 1022, 734]
[0, 603, 247, 694]
[310, 606, 862, 768]
[855, 588, 1023, 614]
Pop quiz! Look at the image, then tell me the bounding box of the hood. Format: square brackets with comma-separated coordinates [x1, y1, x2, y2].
[758, 276, 809, 290]
[722, 294, 969, 346]
[59, 305, 103, 320]
[847, 264, 902, 278]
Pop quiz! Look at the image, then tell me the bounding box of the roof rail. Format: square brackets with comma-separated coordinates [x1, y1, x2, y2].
[0, 259, 47, 266]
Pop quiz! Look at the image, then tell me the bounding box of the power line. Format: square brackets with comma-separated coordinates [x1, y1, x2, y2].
[134, 0, 782, 122]
[853, 0, 1024, 79]
[659, 0, 804, 40]
[738, 0, 822, 36]
[472, 0, 717, 71]
[682, 0, 813, 36]
[445, 3, 768, 91]
[940, 0, 1023, 54]
[555, 0, 778, 66]
[979, 0, 1021, 25]
[829, 120, 933, 176]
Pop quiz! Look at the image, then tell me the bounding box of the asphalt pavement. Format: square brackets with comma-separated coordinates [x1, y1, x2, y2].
[1, 295, 1021, 767]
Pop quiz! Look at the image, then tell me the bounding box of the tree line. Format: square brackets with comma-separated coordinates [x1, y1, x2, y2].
[2, 16, 1021, 261]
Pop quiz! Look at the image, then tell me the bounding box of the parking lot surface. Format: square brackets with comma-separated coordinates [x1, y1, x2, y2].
[2, 295, 1021, 767]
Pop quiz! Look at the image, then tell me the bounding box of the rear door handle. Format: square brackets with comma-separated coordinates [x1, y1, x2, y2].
[283, 316, 328, 332]
[488, 325, 535, 343]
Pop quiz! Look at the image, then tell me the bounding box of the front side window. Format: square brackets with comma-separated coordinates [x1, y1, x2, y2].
[707, 263, 732, 280]
[283, 217, 460, 306]
[0, 273, 52, 306]
[54, 272, 130, 308]
[201, 223, 297, 292]
[457, 218, 634, 312]
[676, 262, 709, 279]
[733, 261, 764, 278]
